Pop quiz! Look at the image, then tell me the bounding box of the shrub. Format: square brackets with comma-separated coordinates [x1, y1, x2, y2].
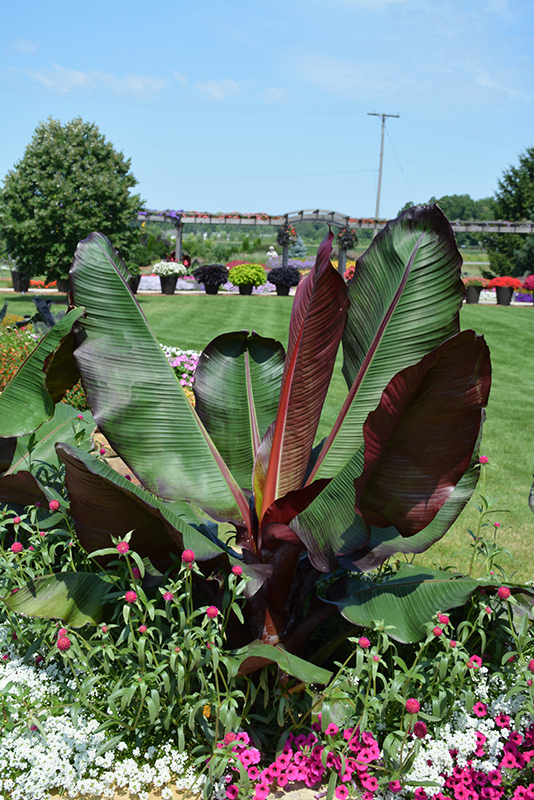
[227, 263, 267, 287]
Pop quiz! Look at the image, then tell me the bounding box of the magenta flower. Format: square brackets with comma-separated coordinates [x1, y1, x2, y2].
[138, 624, 147, 633]
[497, 586, 511, 599]
[413, 721, 428, 738]
[254, 786, 270, 800]
[101, 624, 108, 633]
[433, 626, 443, 637]
[389, 781, 403, 794]
[99, 447, 106, 456]
[10, 542, 23, 554]
[467, 655, 482, 669]
[325, 723, 339, 736]
[13, 516, 21, 524]
[76, 414, 84, 419]
[449, 640, 457, 648]
[58, 627, 67, 635]
[473, 701, 488, 717]
[49, 500, 60, 511]
[131, 566, 141, 579]
[226, 785, 239, 799]
[56, 635, 71, 651]
[358, 636, 370, 648]
[206, 605, 219, 618]
[405, 698, 420, 714]
[116, 541, 130, 554]
[495, 713, 510, 728]
[181, 549, 195, 563]
[162, 591, 174, 601]
[528, 658, 534, 673]
[479, 455, 489, 464]
[124, 590, 137, 603]
[437, 613, 449, 624]
[372, 654, 380, 662]
[232, 564, 243, 576]
[335, 787, 349, 800]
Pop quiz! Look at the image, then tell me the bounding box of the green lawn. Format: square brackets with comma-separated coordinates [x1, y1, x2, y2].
[4, 291, 532, 581]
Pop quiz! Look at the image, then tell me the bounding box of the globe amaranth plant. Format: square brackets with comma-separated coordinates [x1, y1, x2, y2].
[1, 205, 500, 682]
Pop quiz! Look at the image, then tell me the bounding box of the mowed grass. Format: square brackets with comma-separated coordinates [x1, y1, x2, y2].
[4, 291, 533, 582]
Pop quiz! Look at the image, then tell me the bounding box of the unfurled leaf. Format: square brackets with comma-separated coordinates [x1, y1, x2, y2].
[227, 640, 332, 683]
[3, 572, 109, 626]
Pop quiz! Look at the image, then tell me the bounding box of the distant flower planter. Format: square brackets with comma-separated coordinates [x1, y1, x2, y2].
[465, 285, 482, 304]
[204, 284, 219, 295]
[10, 270, 30, 293]
[56, 279, 70, 293]
[495, 286, 514, 306]
[160, 275, 178, 295]
[128, 275, 141, 294]
[238, 284, 253, 295]
[276, 286, 291, 296]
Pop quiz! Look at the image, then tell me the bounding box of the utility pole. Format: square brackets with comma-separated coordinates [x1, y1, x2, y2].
[368, 112, 399, 219]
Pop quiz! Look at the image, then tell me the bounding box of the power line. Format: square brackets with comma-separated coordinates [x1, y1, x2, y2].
[368, 112, 399, 218]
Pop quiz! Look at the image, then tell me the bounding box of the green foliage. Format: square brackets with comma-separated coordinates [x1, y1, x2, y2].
[481, 147, 534, 277]
[399, 194, 494, 248]
[128, 228, 173, 272]
[288, 234, 308, 258]
[228, 262, 267, 286]
[0, 117, 143, 281]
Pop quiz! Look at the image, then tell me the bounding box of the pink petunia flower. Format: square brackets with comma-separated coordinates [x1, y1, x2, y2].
[473, 702, 488, 717]
[335, 787, 349, 799]
[226, 786, 239, 799]
[495, 713, 510, 728]
[325, 723, 339, 736]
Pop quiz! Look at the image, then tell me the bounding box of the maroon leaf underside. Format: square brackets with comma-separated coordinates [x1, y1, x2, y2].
[57, 445, 182, 558]
[355, 330, 491, 537]
[44, 329, 81, 403]
[0, 471, 47, 506]
[0, 438, 17, 474]
[256, 235, 348, 518]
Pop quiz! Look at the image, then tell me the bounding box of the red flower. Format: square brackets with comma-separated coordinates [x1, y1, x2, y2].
[57, 635, 71, 651]
[487, 276, 523, 289]
[406, 698, 420, 714]
[413, 721, 428, 738]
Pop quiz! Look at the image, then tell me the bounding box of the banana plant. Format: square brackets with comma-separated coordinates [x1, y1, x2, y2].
[2, 206, 496, 663]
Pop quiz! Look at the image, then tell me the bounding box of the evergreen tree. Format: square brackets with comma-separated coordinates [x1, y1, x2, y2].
[0, 117, 143, 281]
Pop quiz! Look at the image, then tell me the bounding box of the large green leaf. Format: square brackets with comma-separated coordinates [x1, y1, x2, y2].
[227, 640, 332, 683]
[69, 233, 249, 526]
[0, 308, 85, 439]
[3, 572, 109, 626]
[328, 565, 482, 643]
[311, 205, 464, 481]
[56, 443, 242, 563]
[194, 332, 284, 491]
[253, 233, 348, 519]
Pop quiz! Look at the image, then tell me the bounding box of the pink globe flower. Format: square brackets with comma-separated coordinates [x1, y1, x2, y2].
[138, 624, 147, 634]
[58, 627, 68, 635]
[131, 567, 141, 579]
[413, 721, 428, 738]
[479, 455, 489, 464]
[116, 541, 130, 554]
[433, 627, 443, 637]
[206, 605, 219, 618]
[406, 698, 420, 714]
[124, 590, 137, 603]
[181, 549, 195, 563]
[162, 591, 174, 601]
[10, 542, 23, 554]
[49, 500, 60, 511]
[358, 637, 370, 649]
[231, 565, 243, 576]
[13, 516, 21, 524]
[467, 654, 482, 669]
[528, 658, 534, 673]
[449, 640, 457, 648]
[437, 614, 449, 625]
[99, 447, 106, 456]
[373, 654, 380, 662]
[56, 635, 71, 651]
[497, 586, 511, 599]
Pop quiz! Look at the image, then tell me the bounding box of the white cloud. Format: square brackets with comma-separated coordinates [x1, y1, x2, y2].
[475, 70, 529, 103]
[12, 39, 37, 53]
[294, 54, 427, 97]
[262, 87, 290, 103]
[26, 64, 167, 96]
[195, 78, 244, 100]
[172, 71, 187, 85]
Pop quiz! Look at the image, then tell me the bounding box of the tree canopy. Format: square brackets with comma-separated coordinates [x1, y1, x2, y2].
[0, 117, 143, 281]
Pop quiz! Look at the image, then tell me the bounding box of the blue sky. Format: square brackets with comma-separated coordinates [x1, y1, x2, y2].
[1, 0, 533, 220]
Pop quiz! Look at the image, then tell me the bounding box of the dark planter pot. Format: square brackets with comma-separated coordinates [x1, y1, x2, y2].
[128, 275, 141, 294]
[160, 275, 178, 295]
[11, 270, 30, 293]
[56, 279, 70, 293]
[276, 285, 291, 296]
[238, 284, 253, 295]
[465, 285, 482, 304]
[496, 286, 514, 306]
[204, 284, 219, 295]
